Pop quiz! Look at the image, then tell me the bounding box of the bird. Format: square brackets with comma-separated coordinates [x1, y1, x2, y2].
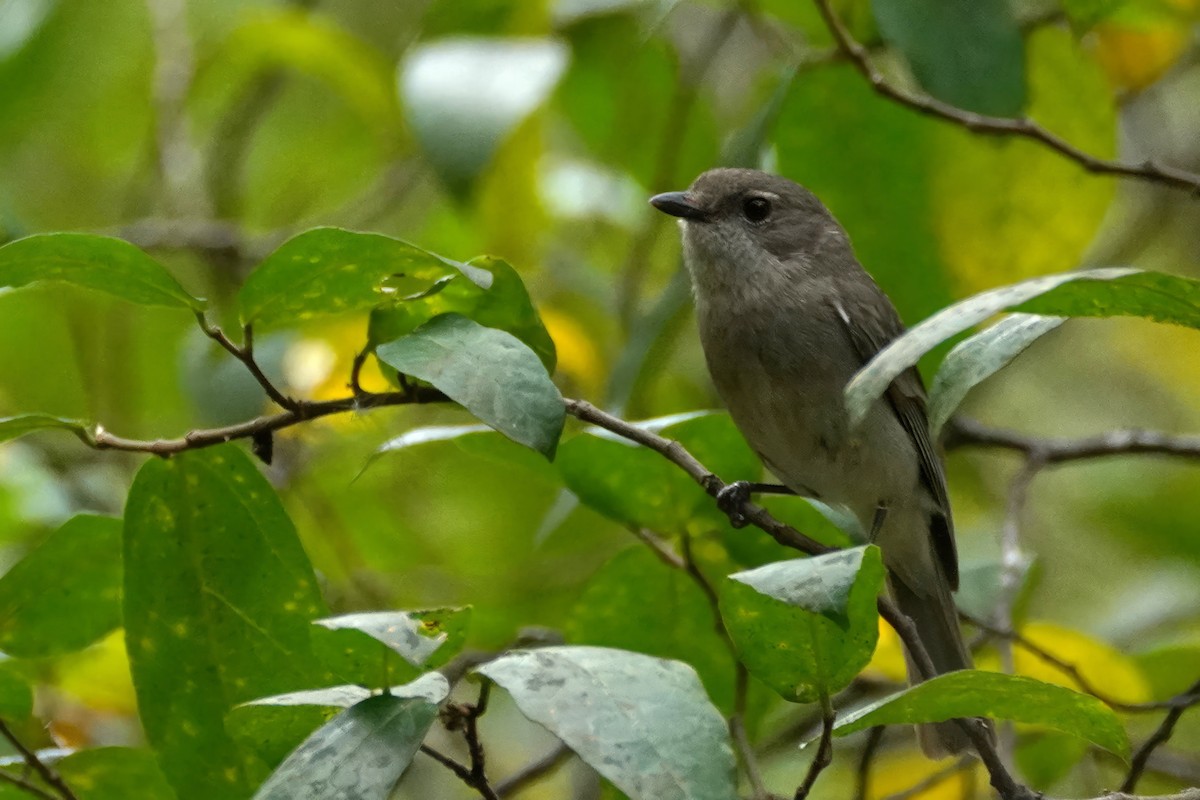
[651, 167, 976, 757]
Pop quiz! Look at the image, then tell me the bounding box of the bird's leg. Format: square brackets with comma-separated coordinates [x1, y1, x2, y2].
[868, 503, 889, 542]
[716, 482, 796, 528]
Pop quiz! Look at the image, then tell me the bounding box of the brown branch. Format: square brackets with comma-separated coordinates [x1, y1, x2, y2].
[793, 696, 835, 800]
[853, 726, 886, 800]
[945, 418, 1200, 464]
[564, 400, 1031, 799]
[194, 314, 298, 411]
[494, 742, 572, 798]
[462, 682, 499, 800]
[810, 0, 1200, 196]
[0, 721, 76, 800]
[1122, 677, 1200, 793]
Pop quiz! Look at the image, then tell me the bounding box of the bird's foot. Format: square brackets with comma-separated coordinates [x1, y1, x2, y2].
[716, 481, 753, 529]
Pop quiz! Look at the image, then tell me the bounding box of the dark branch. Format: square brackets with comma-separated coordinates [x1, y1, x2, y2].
[1122, 677, 1200, 793]
[945, 418, 1200, 463]
[810, 0, 1200, 196]
[0, 720, 76, 800]
[494, 742, 572, 798]
[793, 697, 835, 800]
[853, 726, 886, 800]
[194, 314, 298, 411]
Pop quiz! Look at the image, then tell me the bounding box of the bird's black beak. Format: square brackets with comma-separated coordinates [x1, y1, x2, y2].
[650, 191, 706, 221]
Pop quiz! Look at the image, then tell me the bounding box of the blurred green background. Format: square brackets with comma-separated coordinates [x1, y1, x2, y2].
[1, 0, 1199, 797]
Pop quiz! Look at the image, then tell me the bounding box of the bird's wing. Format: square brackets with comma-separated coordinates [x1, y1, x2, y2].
[831, 282, 959, 590]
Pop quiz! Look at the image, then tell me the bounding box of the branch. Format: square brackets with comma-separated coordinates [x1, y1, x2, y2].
[563, 400, 1032, 800]
[810, 0, 1200, 196]
[853, 726, 886, 800]
[494, 742, 572, 798]
[1122, 677, 1200, 793]
[793, 696, 835, 800]
[0, 720, 76, 800]
[945, 418, 1200, 464]
[194, 314, 298, 411]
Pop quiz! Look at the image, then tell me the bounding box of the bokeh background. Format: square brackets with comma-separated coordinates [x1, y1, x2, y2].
[1, 0, 1199, 797]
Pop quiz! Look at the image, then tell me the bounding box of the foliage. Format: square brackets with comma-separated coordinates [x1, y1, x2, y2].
[0, 1, 1198, 799]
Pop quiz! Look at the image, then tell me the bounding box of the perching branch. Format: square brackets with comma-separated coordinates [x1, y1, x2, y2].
[810, 0, 1200, 196]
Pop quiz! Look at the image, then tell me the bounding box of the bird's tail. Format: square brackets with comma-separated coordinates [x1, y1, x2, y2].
[887, 573, 978, 758]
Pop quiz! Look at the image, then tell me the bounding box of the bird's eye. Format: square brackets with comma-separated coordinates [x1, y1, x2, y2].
[742, 196, 771, 223]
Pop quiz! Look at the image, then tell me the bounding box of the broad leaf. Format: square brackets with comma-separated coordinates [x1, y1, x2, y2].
[478, 646, 736, 800]
[314, 607, 471, 669]
[237, 227, 483, 328]
[0, 414, 92, 445]
[0, 514, 122, 657]
[55, 748, 176, 800]
[873, 0, 1025, 116]
[232, 674, 448, 771]
[833, 670, 1130, 760]
[253, 685, 446, 800]
[0, 666, 32, 720]
[928, 314, 1065, 435]
[720, 547, 884, 702]
[375, 314, 564, 458]
[846, 268, 1200, 427]
[124, 445, 330, 800]
[0, 234, 202, 309]
[568, 548, 735, 713]
[369, 255, 556, 371]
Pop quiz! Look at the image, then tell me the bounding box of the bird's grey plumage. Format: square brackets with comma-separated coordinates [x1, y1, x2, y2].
[653, 168, 975, 757]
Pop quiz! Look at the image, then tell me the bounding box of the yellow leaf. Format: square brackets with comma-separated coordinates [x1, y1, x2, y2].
[1011, 621, 1152, 706]
[865, 752, 984, 799]
[539, 307, 603, 397]
[1091, 22, 1191, 92]
[56, 630, 137, 715]
[862, 616, 908, 684]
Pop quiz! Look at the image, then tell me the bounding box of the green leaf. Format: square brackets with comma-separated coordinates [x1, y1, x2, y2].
[369, 256, 556, 371]
[124, 445, 331, 800]
[0, 664, 32, 720]
[568, 548, 736, 713]
[0, 233, 202, 309]
[872, 0, 1025, 116]
[253, 686, 446, 800]
[928, 314, 1065, 436]
[477, 646, 736, 800]
[237, 227, 481, 328]
[720, 547, 884, 702]
[314, 607, 471, 669]
[399, 37, 568, 187]
[232, 674, 448, 771]
[0, 414, 93, 445]
[846, 267, 1200, 427]
[832, 670, 1131, 760]
[0, 514, 122, 657]
[55, 748, 177, 800]
[375, 314, 564, 458]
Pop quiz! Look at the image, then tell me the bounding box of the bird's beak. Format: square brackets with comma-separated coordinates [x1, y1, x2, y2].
[649, 191, 706, 221]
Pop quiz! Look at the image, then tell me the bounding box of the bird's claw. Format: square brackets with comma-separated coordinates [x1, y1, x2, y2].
[717, 481, 752, 528]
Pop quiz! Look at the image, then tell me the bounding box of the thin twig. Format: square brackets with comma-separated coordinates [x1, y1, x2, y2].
[945, 418, 1200, 463]
[1121, 677, 1200, 792]
[879, 756, 973, 800]
[964, 612, 1196, 713]
[494, 742, 572, 798]
[810, 0, 1200, 196]
[793, 695, 835, 800]
[0, 721, 76, 800]
[463, 682, 499, 800]
[853, 726, 886, 800]
[193, 314, 298, 411]
[0, 769, 57, 800]
[420, 744, 473, 782]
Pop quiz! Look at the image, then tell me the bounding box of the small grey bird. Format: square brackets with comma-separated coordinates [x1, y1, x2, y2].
[652, 168, 973, 757]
